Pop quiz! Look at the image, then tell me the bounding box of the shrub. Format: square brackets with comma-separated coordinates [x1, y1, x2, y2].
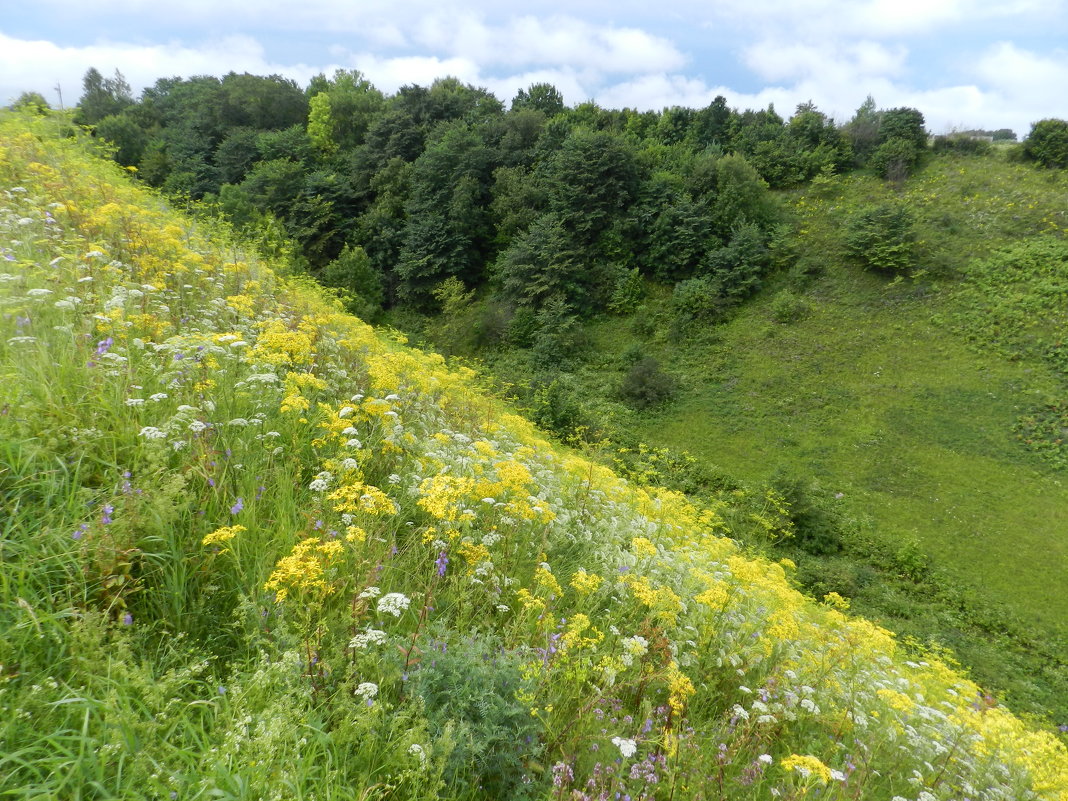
[318, 244, 385, 321]
[1023, 118, 1068, 168]
[608, 266, 644, 314]
[411, 631, 546, 799]
[869, 137, 920, 182]
[769, 289, 810, 324]
[844, 202, 916, 274]
[619, 357, 677, 409]
[1016, 117, 1068, 167]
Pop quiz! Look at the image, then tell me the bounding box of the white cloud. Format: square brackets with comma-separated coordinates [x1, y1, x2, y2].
[975, 42, 1068, 115]
[410, 13, 685, 74]
[0, 33, 324, 106]
[743, 39, 907, 83]
[701, 0, 1057, 38]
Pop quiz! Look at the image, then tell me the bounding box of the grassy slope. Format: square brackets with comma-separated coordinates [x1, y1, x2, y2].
[3, 116, 1067, 800]
[631, 270, 1068, 632]
[523, 150, 1068, 719]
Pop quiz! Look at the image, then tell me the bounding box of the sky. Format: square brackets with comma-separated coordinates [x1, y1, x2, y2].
[2, 0, 1067, 138]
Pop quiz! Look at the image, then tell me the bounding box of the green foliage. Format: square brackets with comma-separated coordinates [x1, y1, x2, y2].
[76, 67, 133, 125]
[411, 631, 545, 799]
[319, 244, 384, 320]
[1023, 118, 1068, 168]
[869, 136, 921, 182]
[932, 134, 994, 156]
[11, 91, 50, 114]
[1013, 401, 1068, 469]
[608, 267, 644, 314]
[95, 112, 148, 167]
[529, 374, 598, 438]
[529, 296, 587, 367]
[701, 220, 769, 299]
[769, 288, 810, 323]
[844, 202, 916, 273]
[619, 357, 677, 409]
[510, 82, 565, 116]
[670, 276, 724, 330]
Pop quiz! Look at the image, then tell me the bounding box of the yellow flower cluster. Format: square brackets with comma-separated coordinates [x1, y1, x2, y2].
[417, 474, 477, 521]
[263, 537, 344, 603]
[248, 319, 316, 367]
[327, 482, 396, 516]
[630, 536, 658, 558]
[779, 754, 833, 784]
[560, 614, 602, 652]
[569, 569, 603, 596]
[666, 662, 695, 717]
[202, 525, 246, 547]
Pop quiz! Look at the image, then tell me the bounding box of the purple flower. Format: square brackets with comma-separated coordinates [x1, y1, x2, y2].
[1059, 724, 1068, 733]
[436, 551, 449, 577]
[101, 504, 114, 525]
[72, 523, 89, 540]
[95, 337, 113, 356]
[122, 612, 133, 625]
[230, 497, 244, 515]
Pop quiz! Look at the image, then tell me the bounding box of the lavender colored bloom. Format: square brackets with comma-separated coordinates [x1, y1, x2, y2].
[122, 612, 133, 625]
[95, 337, 113, 356]
[230, 497, 244, 515]
[72, 523, 89, 540]
[101, 504, 114, 525]
[435, 551, 448, 577]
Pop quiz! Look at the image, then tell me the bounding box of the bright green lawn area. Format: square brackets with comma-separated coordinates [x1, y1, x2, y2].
[624, 267, 1068, 638]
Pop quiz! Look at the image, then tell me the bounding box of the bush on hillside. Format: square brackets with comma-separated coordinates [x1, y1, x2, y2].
[620, 356, 677, 409]
[1023, 118, 1068, 168]
[844, 202, 916, 274]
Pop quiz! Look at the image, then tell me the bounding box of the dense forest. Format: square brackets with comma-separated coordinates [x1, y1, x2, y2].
[43, 70, 937, 318]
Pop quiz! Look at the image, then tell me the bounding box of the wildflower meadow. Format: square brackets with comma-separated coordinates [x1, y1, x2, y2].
[1, 113, 1066, 799]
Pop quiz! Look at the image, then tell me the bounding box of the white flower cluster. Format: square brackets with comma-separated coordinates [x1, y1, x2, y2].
[610, 736, 638, 758]
[354, 682, 378, 701]
[376, 592, 411, 617]
[349, 629, 388, 649]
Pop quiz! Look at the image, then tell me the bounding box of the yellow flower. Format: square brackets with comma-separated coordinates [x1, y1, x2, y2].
[569, 569, 603, 596]
[780, 754, 833, 784]
[631, 536, 658, 559]
[202, 525, 245, 547]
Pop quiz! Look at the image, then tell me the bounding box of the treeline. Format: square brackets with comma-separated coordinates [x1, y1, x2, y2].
[61, 68, 931, 327]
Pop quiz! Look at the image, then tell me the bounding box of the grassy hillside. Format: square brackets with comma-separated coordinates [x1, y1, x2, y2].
[635, 154, 1068, 622]
[461, 150, 1068, 722]
[2, 115, 1067, 800]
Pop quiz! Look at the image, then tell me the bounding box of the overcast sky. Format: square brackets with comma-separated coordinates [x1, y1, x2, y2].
[3, 0, 1067, 137]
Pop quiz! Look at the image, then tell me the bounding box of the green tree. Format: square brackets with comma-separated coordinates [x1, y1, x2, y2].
[844, 202, 916, 273]
[1023, 119, 1068, 168]
[545, 128, 639, 244]
[307, 70, 385, 152]
[11, 91, 49, 114]
[76, 67, 133, 125]
[95, 113, 148, 167]
[319, 244, 384, 320]
[395, 123, 498, 303]
[511, 83, 565, 116]
[218, 72, 307, 131]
